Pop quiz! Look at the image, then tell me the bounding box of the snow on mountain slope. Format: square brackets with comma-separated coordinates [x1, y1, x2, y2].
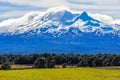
[0, 7, 120, 37]
[0, 7, 120, 54]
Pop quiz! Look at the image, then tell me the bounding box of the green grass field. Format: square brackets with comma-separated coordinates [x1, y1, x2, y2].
[0, 68, 120, 80]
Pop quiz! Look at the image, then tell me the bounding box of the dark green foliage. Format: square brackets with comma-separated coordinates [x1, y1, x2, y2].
[47, 56, 55, 68]
[62, 63, 67, 68]
[0, 54, 120, 68]
[1, 62, 11, 70]
[33, 58, 47, 68]
[77, 61, 82, 67]
[47, 60, 55, 68]
[110, 56, 120, 66]
[103, 58, 111, 66]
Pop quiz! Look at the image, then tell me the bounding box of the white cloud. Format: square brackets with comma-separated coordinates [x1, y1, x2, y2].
[0, 0, 120, 20]
[0, 7, 120, 35]
[0, 11, 29, 20]
[114, 19, 120, 24]
[0, 0, 67, 7]
[67, 0, 120, 5]
[0, 6, 9, 10]
[90, 13, 114, 24]
[1, 0, 120, 8]
[90, 12, 120, 24]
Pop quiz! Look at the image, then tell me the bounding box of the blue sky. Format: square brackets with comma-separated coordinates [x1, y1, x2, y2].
[0, 0, 120, 21]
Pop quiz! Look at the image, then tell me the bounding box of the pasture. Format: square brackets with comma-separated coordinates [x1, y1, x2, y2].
[0, 68, 120, 80]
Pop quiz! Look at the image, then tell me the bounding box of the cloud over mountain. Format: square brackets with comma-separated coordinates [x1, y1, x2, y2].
[0, 7, 120, 54]
[0, 0, 120, 20]
[0, 7, 120, 36]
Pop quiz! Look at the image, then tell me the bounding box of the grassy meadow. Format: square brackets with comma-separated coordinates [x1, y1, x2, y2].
[0, 68, 120, 80]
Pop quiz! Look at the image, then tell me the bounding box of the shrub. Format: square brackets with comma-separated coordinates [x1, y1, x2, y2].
[47, 60, 55, 68]
[33, 58, 47, 68]
[62, 63, 67, 68]
[1, 62, 11, 70]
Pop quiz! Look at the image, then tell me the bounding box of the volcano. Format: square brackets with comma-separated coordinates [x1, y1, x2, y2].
[0, 7, 120, 54]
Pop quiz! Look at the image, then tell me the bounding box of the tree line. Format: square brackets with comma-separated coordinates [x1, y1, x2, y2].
[0, 53, 120, 68]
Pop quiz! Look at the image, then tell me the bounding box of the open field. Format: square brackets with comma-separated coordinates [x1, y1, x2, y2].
[0, 65, 32, 70]
[0, 68, 120, 80]
[11, 65, 32, 70]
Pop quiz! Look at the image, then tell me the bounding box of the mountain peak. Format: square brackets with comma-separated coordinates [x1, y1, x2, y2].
[41, 8, 75, 22]
[81, 11, 88, 16]
[0, 7, 120, 54]
[0, 7, 120, 36]
[79, 11, 94, 21]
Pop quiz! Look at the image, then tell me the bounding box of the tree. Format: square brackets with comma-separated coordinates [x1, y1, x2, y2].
[47, 56, 55, 68]
[1, 62, 11, 70]
[47, 60, 55, 68]
[77, 61, 82, 67]
[62, 63, 67, 68]
[80, 57, 89, 67]
[103, 58, 110, 66]
[110, 56, 120, 66]
[33, 58, 47, 68]
[92, 57, 103, 67]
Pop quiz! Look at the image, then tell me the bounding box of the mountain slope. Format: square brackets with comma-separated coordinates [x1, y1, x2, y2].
[0, 7, 120, 54]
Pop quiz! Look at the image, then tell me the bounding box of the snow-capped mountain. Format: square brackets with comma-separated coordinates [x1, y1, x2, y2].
[0, 7, 120, 54]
